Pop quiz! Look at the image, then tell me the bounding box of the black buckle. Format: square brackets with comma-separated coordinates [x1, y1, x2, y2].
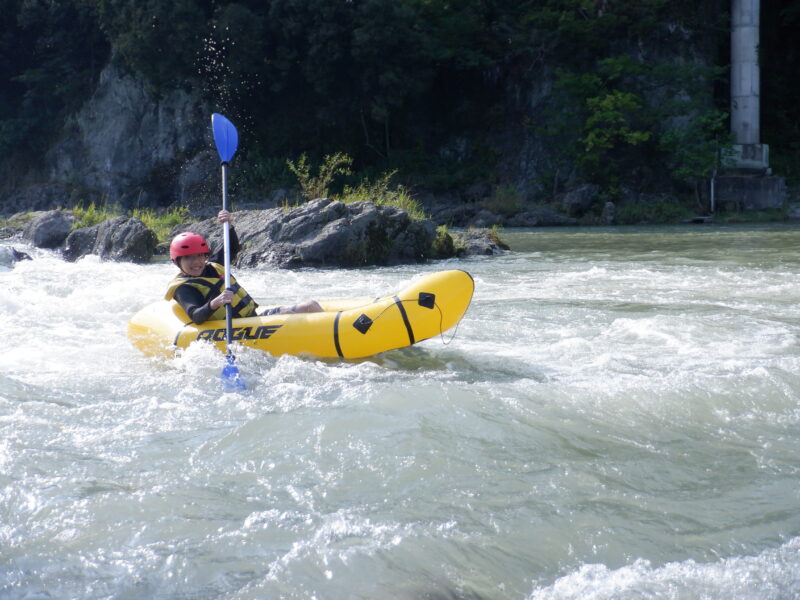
[418, 292, 435, 309]
[353, 314, 373, 334]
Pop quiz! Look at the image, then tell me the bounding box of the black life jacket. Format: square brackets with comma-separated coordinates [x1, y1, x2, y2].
[165, 262, 257, 320]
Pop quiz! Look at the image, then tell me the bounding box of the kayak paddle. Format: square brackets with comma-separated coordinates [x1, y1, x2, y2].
[211, 112, 246, 391]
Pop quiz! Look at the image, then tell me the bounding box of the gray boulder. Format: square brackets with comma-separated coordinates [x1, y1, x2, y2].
[453, 229, 510, 256]
[63, 226, 98, 262]
[63, 216, 157, 263]
[0, 246, 32, 267]
[23, 210, 75, 249]
[176, 198, 438, 269]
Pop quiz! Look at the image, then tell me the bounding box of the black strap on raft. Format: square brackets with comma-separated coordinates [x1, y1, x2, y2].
[336, 289, 461, 357]
[333, 311, 344, 358]
[393, 295, 415, 345]
[352, 292, 437, 336]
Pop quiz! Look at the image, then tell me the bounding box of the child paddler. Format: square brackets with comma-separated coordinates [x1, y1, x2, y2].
[166, 210, 322, 324]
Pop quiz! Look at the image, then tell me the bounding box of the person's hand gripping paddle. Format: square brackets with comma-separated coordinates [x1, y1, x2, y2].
[211, 113, 246, 391]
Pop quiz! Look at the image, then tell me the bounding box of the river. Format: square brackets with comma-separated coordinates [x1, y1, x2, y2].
[2, 223, 799, 599]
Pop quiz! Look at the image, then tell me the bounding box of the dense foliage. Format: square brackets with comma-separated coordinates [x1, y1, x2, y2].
[0, 0, 108, 156]
[1, 0, 798, 202]
[762, 0, 800, 184]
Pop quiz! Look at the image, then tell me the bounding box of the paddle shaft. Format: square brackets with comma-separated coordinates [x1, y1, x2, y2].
[221, 161, 234, 357]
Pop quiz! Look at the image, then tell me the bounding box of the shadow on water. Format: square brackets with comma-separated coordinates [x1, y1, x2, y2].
[334, 345, 550, 385]
[404, 591, 492, 600]
[1, 375, 77, 408]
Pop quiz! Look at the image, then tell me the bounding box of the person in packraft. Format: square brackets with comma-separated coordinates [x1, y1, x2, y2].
[166, 210, 322, 324]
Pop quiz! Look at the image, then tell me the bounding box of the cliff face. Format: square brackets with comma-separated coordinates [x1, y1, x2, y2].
[53, 62, 212, 207]
[1, 62, 212, 215]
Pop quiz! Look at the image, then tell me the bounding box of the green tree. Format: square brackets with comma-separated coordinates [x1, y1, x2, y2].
[541, 50, 726, 198]
[94, 0, 210, 92]
[0, 0, 735, 204]
[0, 0, 108, 156]
[761, 0, 800, 183]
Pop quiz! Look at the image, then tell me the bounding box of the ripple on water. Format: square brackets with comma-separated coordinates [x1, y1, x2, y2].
[2, 228, 800, 598]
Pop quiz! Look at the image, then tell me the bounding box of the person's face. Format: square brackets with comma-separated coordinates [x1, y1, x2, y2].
[179, 253, 208, 276]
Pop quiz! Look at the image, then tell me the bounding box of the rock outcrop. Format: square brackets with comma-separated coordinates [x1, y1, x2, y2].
[451, 229, 510, 256]
[9, 200, 508, 266]
[0, 246, 32, 268]
[23, 210, 75, 249]
[174, 198, 440, 269]
[62, 217, 157, 263]
[42, 63, 208, 211]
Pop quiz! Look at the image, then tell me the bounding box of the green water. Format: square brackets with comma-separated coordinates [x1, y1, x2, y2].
[2, 223, 799, 599]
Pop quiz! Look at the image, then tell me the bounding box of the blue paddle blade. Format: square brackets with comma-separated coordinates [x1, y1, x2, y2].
[221, 358, 246, 391]
[211, 113, 239, 163]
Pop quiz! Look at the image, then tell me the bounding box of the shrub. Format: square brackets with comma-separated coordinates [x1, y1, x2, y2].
[431, 224, 456, 258]
[70, 202, 189, 244]
[71, 202, 124, 229]
[287, 152, 353, 201]
[338, 170, 425, 220]
[485, 184, 524, 216]
[132, 206, 190, 243]
[487, 225, 510, 250]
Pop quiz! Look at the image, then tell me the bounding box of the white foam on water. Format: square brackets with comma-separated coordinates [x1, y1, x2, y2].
[2, 226, 800, 599]
[528, 537, 800, 600]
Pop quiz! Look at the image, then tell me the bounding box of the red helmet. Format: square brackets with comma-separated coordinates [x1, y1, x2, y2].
[170, 232, 209, 261]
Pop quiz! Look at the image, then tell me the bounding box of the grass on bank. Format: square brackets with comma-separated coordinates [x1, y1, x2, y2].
[68, 157, 424, 247]
[71, 202, 120, 229]
[338, 170, 425, 220]
[71, 203, 189, 243]
[132, 206, 189, 241]
[287, 153, 426, 220]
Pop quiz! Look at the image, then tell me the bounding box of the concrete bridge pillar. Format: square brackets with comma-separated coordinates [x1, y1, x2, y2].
[731, 0, 760, 146]
[715, 0, 786, 213]
[726, 0, 769, 173]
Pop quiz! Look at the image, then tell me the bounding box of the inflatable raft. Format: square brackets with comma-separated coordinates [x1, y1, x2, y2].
[128, 269, 474, 359]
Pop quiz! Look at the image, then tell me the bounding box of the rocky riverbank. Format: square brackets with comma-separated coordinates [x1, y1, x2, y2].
[1, 198, 508, 268]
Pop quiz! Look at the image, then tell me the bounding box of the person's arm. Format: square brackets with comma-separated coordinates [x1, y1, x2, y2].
[174, 284, 217, 324]
[208, 210, 241, 265]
